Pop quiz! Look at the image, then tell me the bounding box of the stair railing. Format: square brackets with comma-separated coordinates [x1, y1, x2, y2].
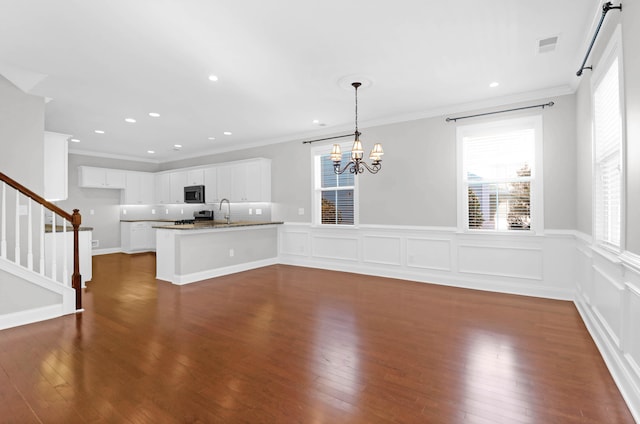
[0, 172, 82, 311]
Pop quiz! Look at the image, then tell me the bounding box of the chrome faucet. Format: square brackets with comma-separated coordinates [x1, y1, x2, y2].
[219, 198, 231, 224]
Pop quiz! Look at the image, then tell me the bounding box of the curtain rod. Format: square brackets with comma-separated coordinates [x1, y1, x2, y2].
[445, 102, 554, 123]
[302, 132, 356, 144]
[577, 2, 622, 77]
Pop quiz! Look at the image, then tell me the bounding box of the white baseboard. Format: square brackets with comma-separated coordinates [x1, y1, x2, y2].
[575, 295, 640, 422]
[163, 258, 279, 285]
[278, 256, 574, 300]
[0, 304, 68, 331]
[92, 247, 123, 256]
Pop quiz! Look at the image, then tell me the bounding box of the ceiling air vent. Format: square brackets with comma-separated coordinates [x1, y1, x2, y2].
[537, 36, 558, 54]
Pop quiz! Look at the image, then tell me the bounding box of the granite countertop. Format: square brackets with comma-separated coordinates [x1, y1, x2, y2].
[45, 224, 93, 232]
[120, 219, 176, 222]
[153, 220, 283, 230]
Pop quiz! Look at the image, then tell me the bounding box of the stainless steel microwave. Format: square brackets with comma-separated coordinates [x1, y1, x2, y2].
[184, 185, 205, 203]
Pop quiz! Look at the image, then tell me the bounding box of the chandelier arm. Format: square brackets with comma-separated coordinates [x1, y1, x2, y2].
[334, 161, 355, 175]
[360, 161, 382, 174]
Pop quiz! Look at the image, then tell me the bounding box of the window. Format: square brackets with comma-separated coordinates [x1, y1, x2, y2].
[593, 25, 624, 249]
[457, 116, 543, 232]
[312, 143, 357, 225]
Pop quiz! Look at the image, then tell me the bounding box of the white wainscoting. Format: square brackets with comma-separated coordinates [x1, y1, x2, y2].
[575, 236, 640, 422]
[278, 223, 575, 300]
[278, 223, 640, 421]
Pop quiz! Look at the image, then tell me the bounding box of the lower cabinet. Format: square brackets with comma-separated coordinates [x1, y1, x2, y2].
[121, 222, 156, 253]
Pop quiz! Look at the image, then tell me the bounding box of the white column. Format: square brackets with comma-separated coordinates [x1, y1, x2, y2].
[1, 182, 6, 259]
[14, 191, 20, 265]
[27, 199, 33, 270]
[39, 205, 45, 275]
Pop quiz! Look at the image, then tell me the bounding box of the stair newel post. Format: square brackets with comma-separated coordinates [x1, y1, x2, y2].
[71, 209, 83, 311]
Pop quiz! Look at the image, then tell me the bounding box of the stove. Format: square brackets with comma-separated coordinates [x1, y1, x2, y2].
[174, 219, 196, 225]
[174, 210, 214, 226]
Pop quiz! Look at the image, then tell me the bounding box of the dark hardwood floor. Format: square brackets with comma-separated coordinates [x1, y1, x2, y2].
[0, 253, 635, 423]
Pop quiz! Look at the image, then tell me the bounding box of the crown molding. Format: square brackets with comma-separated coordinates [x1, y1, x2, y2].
[68, 148, 160, 164]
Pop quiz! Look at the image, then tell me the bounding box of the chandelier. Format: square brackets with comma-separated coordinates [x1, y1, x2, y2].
[330, 82, 383, 175]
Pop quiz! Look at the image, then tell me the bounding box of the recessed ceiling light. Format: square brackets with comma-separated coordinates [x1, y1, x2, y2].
[208, 137, 216, 140]
[94, 130, 105, 134]
[174, 144, 182, 148]
[147, 150, 155, 154]
[125, 118, 136, 123]
[223, 131, 232, 135]
[208, 75, 219, 82]
[312, 119, 320, 124]
[149, 112, 160, 118]
[70, 138, 80, 143]
[489, 82, 499, 88]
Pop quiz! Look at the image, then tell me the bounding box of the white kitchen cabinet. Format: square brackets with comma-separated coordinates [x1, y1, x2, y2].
[203, 166, 218, 203]
[186, 169, 204, 186]
[122, 171, 155, 204]
[230, 159, 271, 202]
[155, 173, 171, 204]
[44, 131, 69, 201]
[216, 165, 233, 201]
[121, 221, 156, 253]
[78, 166, 126, 189]
[170, 171, 188, 204]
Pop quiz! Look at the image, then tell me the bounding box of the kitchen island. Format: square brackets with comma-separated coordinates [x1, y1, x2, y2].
[154, 221, 282, 285]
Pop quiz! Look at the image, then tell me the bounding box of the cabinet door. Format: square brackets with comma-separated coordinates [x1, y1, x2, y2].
[204, 167, 218, 203]
[105, 169, 126, 188]
[170, 171, 188, 204]
[155, 173, 171, 204]
[186, 169, 204, 186]
[123, 172, 141, 204]
[245, 160, 264, 201]
[231, 163, 248, 202]
[78, 166, 106, 187]
[139, 172, 155, 204]
[217, 165, 233, 201]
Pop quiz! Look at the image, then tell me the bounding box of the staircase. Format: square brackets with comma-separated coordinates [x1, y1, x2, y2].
[0, 172, 82, 330]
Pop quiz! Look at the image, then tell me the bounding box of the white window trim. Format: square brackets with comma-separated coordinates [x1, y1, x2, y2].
[456, 115, 544, 234]
[310, 142, 359, 227]
[591, 24, 626, 252]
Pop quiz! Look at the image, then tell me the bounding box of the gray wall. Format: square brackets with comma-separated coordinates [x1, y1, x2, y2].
[0, 75, 45, 193]
[162, 93, 578, 230]
[0, 268, 61, 314]
[574, 4, 640, 254]
[57, 154, 159, 250]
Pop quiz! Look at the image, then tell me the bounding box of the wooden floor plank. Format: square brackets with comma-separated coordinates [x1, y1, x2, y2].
[0, 253, 634, 423]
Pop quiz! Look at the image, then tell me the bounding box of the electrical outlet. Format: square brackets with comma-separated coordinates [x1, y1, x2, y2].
[122, 209, 127, 215]
[151, 209, 156, 214]
[165, 209, 169, 214]
[298, 208, 304, 216]
[229, 248, 234, 257]
[91, 240, 99, 248]
[90, 209, 95, 215]
[256, 208, 262, 215]
[180, 209, 184, 214]
[249, 209, 253, 215]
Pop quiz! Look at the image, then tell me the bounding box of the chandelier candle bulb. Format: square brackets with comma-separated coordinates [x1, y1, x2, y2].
[330, 144, 342, 161]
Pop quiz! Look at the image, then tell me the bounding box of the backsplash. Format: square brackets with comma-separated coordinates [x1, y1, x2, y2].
[120, 202, 272, 222]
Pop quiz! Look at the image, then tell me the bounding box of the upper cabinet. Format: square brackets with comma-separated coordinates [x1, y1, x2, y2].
[78, 166, 126, 189]
[231, 159, 271, 202]
[186, 169, 204, 186]
[43, 131, 69, 201]
[122, 171, 155, 204]
[78, 158, 270, 205]
[203, 167, 218, 203]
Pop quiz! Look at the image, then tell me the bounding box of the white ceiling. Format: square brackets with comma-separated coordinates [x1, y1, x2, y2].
[0, 0, 597, 163]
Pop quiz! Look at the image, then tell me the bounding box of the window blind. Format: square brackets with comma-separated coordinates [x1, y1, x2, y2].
[463, 128, 535, 231]
[594, 58, 622, 247]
